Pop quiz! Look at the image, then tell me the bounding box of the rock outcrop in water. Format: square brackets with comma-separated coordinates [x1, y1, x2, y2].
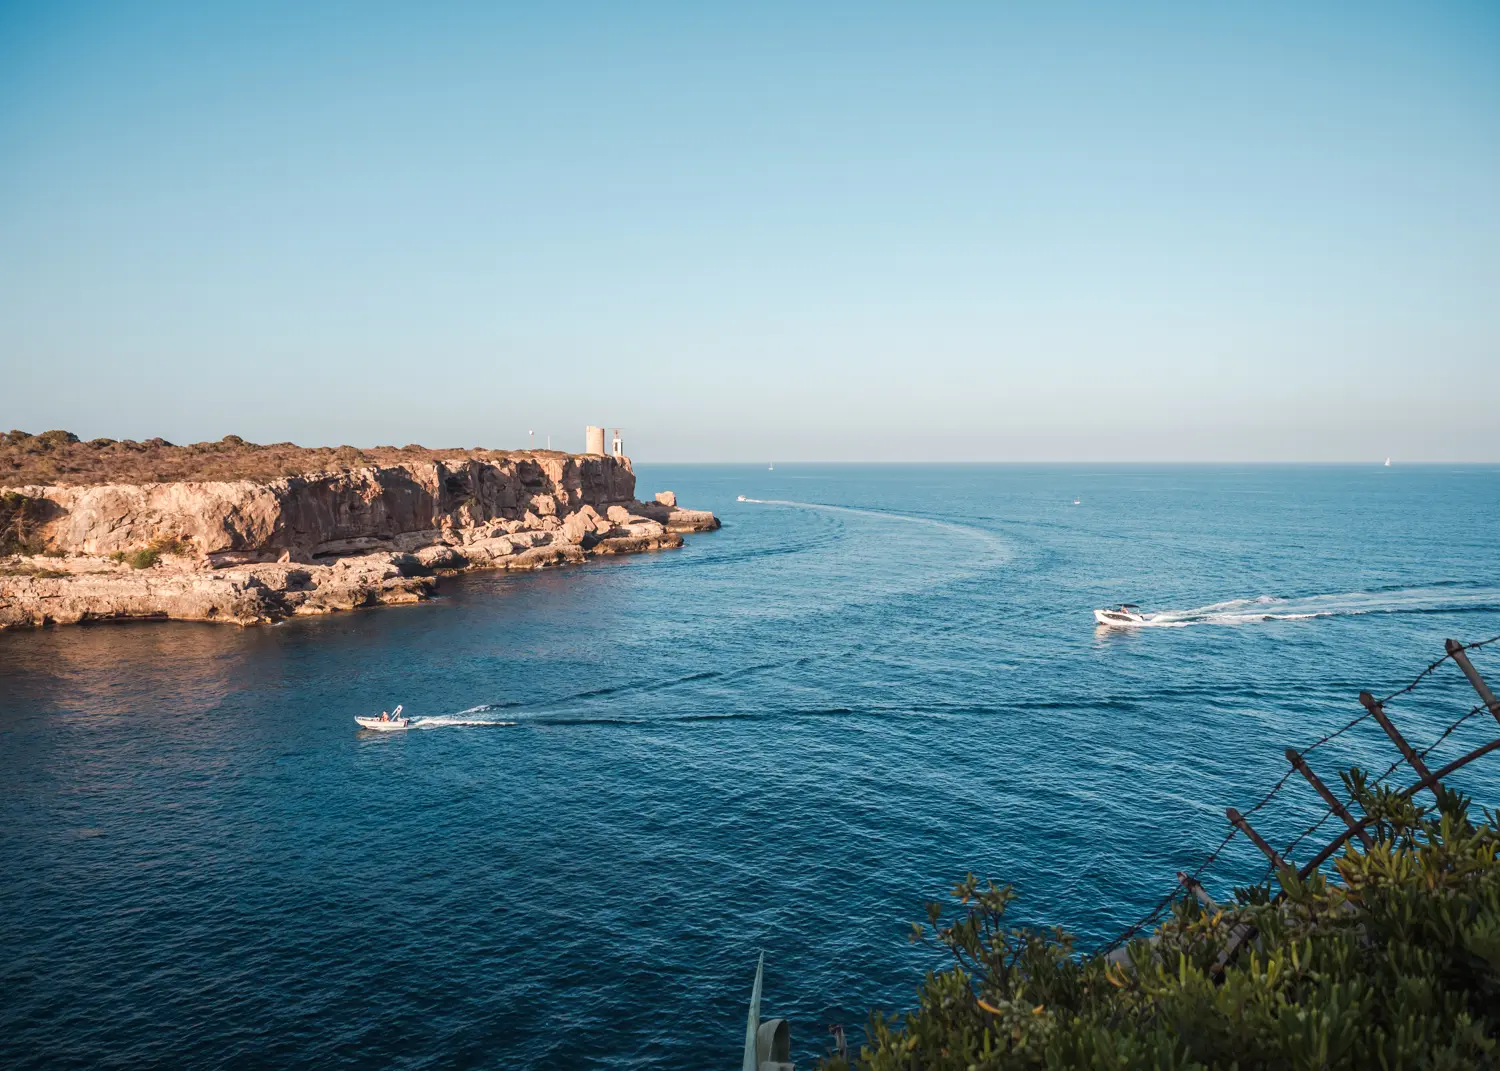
[0, 450, 717, 629]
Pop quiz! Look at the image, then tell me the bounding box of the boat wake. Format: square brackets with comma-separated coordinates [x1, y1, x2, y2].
[1129, 587, 1500, 628]
[410, 718, 518, 729]
[408, 706, 519, 729]
[736, 497, 1011, 560]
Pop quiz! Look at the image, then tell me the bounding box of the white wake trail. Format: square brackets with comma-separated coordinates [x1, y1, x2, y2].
[1132, 587, 1500, 628]
[737, 497, 1012, 561]
[409, 705, 519, 729]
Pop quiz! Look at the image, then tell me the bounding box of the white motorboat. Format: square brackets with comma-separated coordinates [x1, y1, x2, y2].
[355, 704, 409, 731]
[1093, 604, 1151, 628]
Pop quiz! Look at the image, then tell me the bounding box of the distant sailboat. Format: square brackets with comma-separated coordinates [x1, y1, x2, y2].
[768, 462, 774, 471]
[1384, 457, 1391, 467]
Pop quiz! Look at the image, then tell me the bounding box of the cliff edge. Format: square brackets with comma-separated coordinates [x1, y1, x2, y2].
[0, 432, 718, 629]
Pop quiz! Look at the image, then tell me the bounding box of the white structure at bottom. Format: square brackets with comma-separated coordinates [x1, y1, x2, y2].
[611, 429, 623, 458]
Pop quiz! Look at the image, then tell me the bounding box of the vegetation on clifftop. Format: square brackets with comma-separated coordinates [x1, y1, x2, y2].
[1, 429, 574, 487]
[829, 771, 1499, 1069]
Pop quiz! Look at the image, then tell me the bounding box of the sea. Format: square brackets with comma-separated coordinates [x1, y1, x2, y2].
[3, 464, 1499, 1069]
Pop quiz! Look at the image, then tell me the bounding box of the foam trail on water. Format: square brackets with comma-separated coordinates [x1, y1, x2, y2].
[738, 498, 1012, 561]
[1131, 587, 1500, 628]
[409, 709, 519, 729]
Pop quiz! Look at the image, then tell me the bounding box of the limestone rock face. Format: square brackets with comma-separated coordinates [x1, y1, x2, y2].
[635, 496, 721, 534]
[0, 553, 435, 628]
[10, 454, 636, 557]
[414, 545, 467, 570]
[0, 453, 718, 630]
[559, 512, 595, 546]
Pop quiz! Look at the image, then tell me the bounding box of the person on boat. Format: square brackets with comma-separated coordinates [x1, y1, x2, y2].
[378, 711, 389, 722]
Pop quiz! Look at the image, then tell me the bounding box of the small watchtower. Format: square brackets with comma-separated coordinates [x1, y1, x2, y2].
[611, 429, 623, 458]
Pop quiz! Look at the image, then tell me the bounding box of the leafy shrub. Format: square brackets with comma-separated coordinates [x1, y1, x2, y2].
[0, 491, 45, 555]
[148, 534, 191, 556]
[109, 548, 159, 569]
[36, 429, 80, 448]
[841, 773, 1500, 1070]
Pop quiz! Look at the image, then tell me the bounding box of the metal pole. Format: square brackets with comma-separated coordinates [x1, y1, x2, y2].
[1285, 748, 1373, 848]
[1177, 871, 1218, 910]
[1297, 736, 1500, 878]
[1447, 639, 1500, 726]
[1359, 692, 1441, 794]
[1226, 808, 1288, 871]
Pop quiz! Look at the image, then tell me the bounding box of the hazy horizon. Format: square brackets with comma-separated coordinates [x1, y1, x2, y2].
[3, 2, 1498, 462]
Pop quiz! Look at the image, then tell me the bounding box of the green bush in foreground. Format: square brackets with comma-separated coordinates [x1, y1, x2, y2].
[836, 772, 1500, 1070]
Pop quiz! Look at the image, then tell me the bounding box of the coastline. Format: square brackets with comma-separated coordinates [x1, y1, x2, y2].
[0, 449, 718, 630]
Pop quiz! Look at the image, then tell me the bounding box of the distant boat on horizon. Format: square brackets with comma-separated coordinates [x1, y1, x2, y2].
[768, 462, 774, 470]
[1384, 457, 1391, 467]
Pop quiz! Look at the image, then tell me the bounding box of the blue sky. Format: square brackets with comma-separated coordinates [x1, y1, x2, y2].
[1, 2, 1497, 460]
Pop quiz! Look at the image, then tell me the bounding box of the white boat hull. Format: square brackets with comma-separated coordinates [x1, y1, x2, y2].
[355, 717, 410, 731]
[1094, 608, 1149, 628]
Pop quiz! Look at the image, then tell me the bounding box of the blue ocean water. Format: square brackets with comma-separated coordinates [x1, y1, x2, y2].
[3, 464, 1500, 1069]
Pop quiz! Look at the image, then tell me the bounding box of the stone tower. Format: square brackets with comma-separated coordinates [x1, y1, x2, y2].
[585, 426, 606, 455]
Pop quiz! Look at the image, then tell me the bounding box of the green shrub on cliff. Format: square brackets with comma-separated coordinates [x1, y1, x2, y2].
[148, 534, 191, 557]
[835, 773, 1499, 1070]
[1, 491, 45, 555]
[102, 537, 189, 569]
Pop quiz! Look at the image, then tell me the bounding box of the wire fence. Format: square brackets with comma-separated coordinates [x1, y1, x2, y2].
[1095, 632, 1500, 958]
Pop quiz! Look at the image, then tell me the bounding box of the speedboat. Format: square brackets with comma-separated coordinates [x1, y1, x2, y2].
[355, 704, 410, 731]
[1093, 605, 1151, 628]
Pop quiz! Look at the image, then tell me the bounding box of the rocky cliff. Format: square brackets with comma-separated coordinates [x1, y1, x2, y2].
[0, 452, 718, 629]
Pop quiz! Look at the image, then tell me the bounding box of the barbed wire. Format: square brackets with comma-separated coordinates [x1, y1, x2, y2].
[1376, 632, 1500, 706]
[1096, 699, 1404, 953]
[1094, 632, 1500, 957]
[1253, 694, 1495, 887]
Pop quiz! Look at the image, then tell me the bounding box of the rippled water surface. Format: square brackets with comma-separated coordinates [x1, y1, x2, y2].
[4, 464, 1500, 1068]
